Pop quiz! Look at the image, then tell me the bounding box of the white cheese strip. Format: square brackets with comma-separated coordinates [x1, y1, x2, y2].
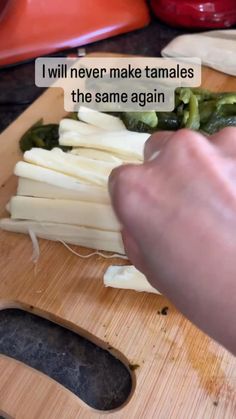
[70, 147, 141, 163]
[70, 148, 123, 163]
[23, 148, 119, 186]
[17, 178, 110, 204]
[59, 118, 104, 136]
[78, 106, 126, 131]
[0, 219, 125, 254]
[10, 196, 120, 231]
[59, 131, 148, 160]
[104, 265, 160, 294]
[15, 161, 80, 188]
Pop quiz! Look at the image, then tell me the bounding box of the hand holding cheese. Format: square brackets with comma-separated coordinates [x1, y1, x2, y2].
[109, 127, 236, 354]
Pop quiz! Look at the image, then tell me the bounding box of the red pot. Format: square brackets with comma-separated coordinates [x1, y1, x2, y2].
[151, 0, 236, 29]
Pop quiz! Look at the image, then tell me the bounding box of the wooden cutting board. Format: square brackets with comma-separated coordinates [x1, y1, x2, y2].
[0, 63, 236, 419]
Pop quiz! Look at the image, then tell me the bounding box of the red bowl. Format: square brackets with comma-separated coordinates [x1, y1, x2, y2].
[151, 0, 236, 29]
[0, 0, 8, 14]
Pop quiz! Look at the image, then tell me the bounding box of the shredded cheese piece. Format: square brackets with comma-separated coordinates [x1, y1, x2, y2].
[28, 228, 40, 264]
[59, 240, 128, 260]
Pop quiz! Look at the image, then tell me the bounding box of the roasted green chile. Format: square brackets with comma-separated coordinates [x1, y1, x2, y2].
[19, 88, 236, 153]
[20, 121, 71, 153]
[121, 88, 236, 135]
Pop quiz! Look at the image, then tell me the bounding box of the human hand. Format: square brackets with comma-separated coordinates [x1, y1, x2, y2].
[109, 127, 236, 354]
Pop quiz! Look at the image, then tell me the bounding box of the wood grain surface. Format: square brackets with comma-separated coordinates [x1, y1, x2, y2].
[0, 64, 236, 419]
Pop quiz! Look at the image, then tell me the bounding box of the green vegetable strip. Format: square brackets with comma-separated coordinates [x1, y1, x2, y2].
[20, 123, 71, 153]
[199, 100, 216, 124]
[179, 87, 191, 104]
[155, 112, 179, 130]
[122, 111, 158, 129]
[19, 89, 236, 153]
[216, 94, 236, 109]
[202, 115, 236, 135]
[185, 92, 200, 130]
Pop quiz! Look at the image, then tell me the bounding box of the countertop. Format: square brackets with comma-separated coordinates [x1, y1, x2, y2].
[0, 18, 184, 411]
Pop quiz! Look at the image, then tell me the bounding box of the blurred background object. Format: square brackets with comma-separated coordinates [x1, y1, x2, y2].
[0, 0, 150, 67]
[151, 0, 236, 29]
[162, 30, 236, 76]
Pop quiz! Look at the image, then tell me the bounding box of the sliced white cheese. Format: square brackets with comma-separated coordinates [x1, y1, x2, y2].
[70, 147, 141, 163]
[70, 147, 123, 163]
[59, 118, 104, 136]
[0, 218, 125, 254]
[23, 148, 119, 186]
[78, 106, 126, 131]
[15, 161, 97, 192]
[17, 178, 110, 204]
[10, 196, 120, 231]
[104, 265, 160, 294]
[59, 131, 148, 160]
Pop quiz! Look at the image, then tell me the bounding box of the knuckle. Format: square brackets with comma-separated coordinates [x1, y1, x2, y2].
[164, 129, 212, 172]
[168, 129, 205, 156]
[171, 129, 201, 147]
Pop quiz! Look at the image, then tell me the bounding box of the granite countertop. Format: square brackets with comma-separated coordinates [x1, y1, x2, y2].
[0, 18, 185, 412]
